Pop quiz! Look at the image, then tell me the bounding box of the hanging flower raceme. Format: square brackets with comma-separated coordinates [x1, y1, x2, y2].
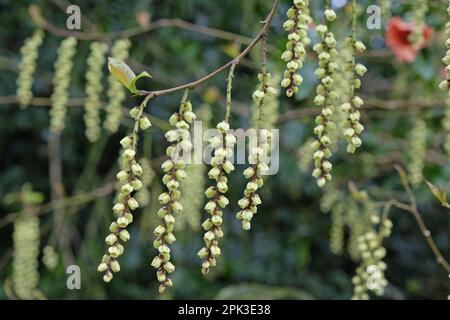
[352, 220, 392, 300]
[16, 29, 44, 108]
[340, 9, 367, 154]
[151, 92, 196, 293]
[281, 0, 311, 97]
[409, 0, 429, 49]
[13, 212, 40, 299]
[236, 70, 275, 230]
[50, 37, 77, 133]
[198, 120, 236, 274]
[440, 3, 450, 157]
[84, 42, 108, 142]
[179, 104, 213, 232]
[98, 97, 152, 283]
[311, 13, 339, 188]
[407, 116, 427, 188]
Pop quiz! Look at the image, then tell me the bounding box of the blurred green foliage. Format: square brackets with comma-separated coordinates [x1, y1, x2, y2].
[0, 0, 449, 300]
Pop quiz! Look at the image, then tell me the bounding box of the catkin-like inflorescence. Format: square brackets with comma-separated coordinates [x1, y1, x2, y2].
[340, 36, 367, 154]
[179, 104, 212, 231]
[440, 2, 450, 157]
[443, 96, 450, 157]
[252, 74, 280, 129]
[409, 0, 429, 48]
[311, 17, 339, 188]
[98, 99, 152, 283]
[281, 0, 311, 97]
[84, 42, 108, 142]
[16, 29, 45, 108]
[297, 138, 314, 173]
[42, 245, 58, 270]
[134, 158, 156, 207]
[330, 202, 345, 255]
[104, 39, 131, 134]
[380, 0, 391, 18]
[13, 213, 40, 299]
[151, 95, 196, 293]
[49, 37, 77, 133]
[407, 117, 427, 188]
[352, 219, 392, 300]
[440, 4, 450, 93]
[197, 120, 237, 274]
[235, 71, 275, 231]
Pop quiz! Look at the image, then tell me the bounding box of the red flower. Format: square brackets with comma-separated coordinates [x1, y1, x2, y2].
[386, 17, 433, 63]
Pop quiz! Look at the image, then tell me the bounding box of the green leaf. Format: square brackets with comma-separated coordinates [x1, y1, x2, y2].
[128, 71, 152, 95]
[426, 181, 449, 208]
[107, 57, 136, 89]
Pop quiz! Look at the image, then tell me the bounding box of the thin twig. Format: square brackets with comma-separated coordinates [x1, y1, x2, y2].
[392, 165, 450, 274]
[139, 0, 281, 98]
[0, 182, 116, 229]
[29, 4, 254, 45]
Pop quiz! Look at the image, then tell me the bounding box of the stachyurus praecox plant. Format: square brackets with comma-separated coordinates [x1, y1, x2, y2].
[11, 0, 450, 300]
[94, 0, 373, 294]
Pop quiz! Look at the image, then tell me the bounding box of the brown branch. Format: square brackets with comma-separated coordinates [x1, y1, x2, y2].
[140, 0, 281, 98]
[0, 95, 170, 130]
[28, 4, 254, 45]
[276, 97, 444, 123]
[0, 181, 116, 229]
[393, 165, 450, 275]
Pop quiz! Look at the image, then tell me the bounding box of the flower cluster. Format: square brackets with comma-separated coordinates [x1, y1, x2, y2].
[104, 39, 131, 134]
[236, 131, 271, 231]
[151, 95, 196, 293]
[280, 0, 311, 97]
[134, 158, 156, 207]
[409, 0, 429, 49]
[441, 4, 450, 157]
[444, 96, 450, 157]
[84, 42, 108, 142]
[440, 4, 450, 94]
[347, 199, 366, 261]
[16, 29, 44, 108]
[340, 37, 367, 154]
[330, 201, 345, 256]
[311, 17, 339, 188]
[380, 0, 391, 18]
[352, 219, 392, 300]
[297, 138, 314, 173]
[98, 99, 152, 283]
[13, 212, 40, 299]
[42, 245, 58, 270]
[179, 104, 212, 232]
[407, 117, 427, 188]
[50, 37, 77, 133]
[252, 73, 280, 129]
[235, 70, 275, 230]
[198, 120, 237, 274]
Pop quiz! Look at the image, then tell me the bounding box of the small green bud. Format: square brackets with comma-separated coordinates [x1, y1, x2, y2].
[139, 116, 152, 130]
[105, 233, 117, 245]
[151, 256, 162, 269]
[119, 229, 130, 242]
[127, 197, 139, 210]
[113, 203, 125, 214]
[163, 262, 175, 273]
[97, 262, 108, 272]
[103, 271, 113, 283]
[120, 136, 133, 149]
[110, 260, 121, 273]
[116, 170, 129, 182]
